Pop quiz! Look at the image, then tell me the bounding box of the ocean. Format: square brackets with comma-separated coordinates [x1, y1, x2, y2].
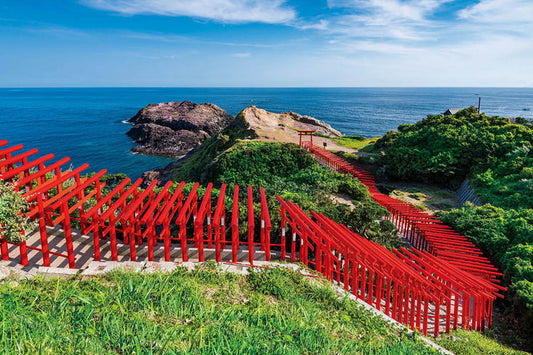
[1, 87, 532, 179]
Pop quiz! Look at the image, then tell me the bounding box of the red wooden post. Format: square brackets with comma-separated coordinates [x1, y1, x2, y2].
[409, 289, 416, 330]
[351, 261, 359, 298]
[207, 193, 213, 249]
[195, 183, 213, 262]
[231, 185, 239, 263]
[403, 285, 410, 325]
[361, 267, 368, 305]
[92, 220, 101, 261]
[375, 273, 383, 311]
[19, 241, 28, 266]
[37, 193, 50, 266]
[434, 297, 441, 337]
[247, 186, 254, 264]
[416, 292, 422, 331]
[367, 269, 374, 305]
[423, 296, 429, 336]
[343, 258, 350, 291]
[128, 219, 136, 261]
[262, 188, 271, 261]
[384, 278, 391, 315]
[221, 207, 227, 250]
[0, 238, 8, 261]
[61, 200, 76, 269]
[445, 293, 452, 333]
[280, 206, 286, 260]
[163, 216, 171, 261]
[213, 184, 227, 262]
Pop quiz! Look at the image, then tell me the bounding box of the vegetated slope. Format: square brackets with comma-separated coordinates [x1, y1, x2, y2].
[375, 107, 533, 196]
[436, 329, 528, 355]
[0, 266, 438, 354]
[374, 107, 533, 349]
[173, 111, 400, 248]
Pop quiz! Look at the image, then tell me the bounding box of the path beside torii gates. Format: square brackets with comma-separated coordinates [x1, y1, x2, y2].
[0, 138, 503, 336]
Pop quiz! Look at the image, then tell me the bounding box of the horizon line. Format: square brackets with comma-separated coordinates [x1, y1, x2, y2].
[1, 86, 532, 89]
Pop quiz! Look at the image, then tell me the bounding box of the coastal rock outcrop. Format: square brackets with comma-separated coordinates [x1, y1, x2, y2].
[240, 106, 342, 141]
[139, 105, 346, 187]
[127, 101, 234, 156]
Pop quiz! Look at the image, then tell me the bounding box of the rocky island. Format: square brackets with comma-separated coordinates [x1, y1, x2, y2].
[127, 101, 234, 157]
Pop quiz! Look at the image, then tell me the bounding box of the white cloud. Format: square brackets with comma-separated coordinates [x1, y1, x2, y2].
[319, 0, 451, 42]
[296, 19, 329, 31]
[329, 0, 450, 22]
[333, 40, 426, 54]
[82, 0, 296, 24]
[458, 0, 533, 23]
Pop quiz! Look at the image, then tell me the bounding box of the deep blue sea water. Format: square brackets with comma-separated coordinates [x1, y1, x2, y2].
[1, 87, 532, 179]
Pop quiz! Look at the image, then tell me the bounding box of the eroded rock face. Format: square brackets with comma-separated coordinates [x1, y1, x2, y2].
[241, 106, 342, 138]
[127, 101, 234, 156]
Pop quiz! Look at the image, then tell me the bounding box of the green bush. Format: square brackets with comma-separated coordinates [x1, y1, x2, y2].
[0, 180, 36, 243]
[376, 107, 533, 188]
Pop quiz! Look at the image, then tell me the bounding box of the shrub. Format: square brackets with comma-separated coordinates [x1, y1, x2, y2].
[0, 180, 36, 243]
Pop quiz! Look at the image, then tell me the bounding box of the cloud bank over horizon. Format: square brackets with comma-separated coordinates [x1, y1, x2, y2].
[0, 0, 531, 87]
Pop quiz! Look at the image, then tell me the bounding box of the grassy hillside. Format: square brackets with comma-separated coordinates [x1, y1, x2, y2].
[1, 266, 439, 354]
[332, 134, 379, 153]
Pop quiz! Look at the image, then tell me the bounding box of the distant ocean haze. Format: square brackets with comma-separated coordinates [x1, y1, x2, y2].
[1, 87, 531, 179]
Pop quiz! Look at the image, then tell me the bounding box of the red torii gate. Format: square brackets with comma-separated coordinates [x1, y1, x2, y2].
[297, 129, 315, 147]
[0, 138, 504, 335]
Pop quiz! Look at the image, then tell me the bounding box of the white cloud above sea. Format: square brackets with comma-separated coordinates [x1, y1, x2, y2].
[81, 0, 296, 24]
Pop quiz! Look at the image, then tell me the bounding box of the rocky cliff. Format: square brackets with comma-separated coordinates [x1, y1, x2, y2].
[127, 101, 234, 157]
[240, 106, 342, 140]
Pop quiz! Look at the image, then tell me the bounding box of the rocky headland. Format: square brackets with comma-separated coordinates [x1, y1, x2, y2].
[241, 105, 342, 139]
[128, 101, 346, 186]
[127, 101, 234, 157]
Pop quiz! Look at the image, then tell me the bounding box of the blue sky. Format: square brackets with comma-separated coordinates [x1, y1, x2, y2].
[1, 0, 531, 87]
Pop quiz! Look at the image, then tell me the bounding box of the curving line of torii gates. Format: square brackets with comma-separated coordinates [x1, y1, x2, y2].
[0, 137, 504, 336]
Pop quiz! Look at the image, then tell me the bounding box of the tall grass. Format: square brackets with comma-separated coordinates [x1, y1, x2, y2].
[1, 266, 437, 354]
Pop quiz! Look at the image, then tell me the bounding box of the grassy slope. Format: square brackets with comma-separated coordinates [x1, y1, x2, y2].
[332, 135, 380, 152]
[1, 266, 438, 354]
[436, 330, 527, 355]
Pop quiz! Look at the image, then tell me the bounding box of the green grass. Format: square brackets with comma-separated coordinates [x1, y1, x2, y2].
[436, 329, 528, 355]
[0, 266, 438, 354]
[332, 135, 380, 152]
